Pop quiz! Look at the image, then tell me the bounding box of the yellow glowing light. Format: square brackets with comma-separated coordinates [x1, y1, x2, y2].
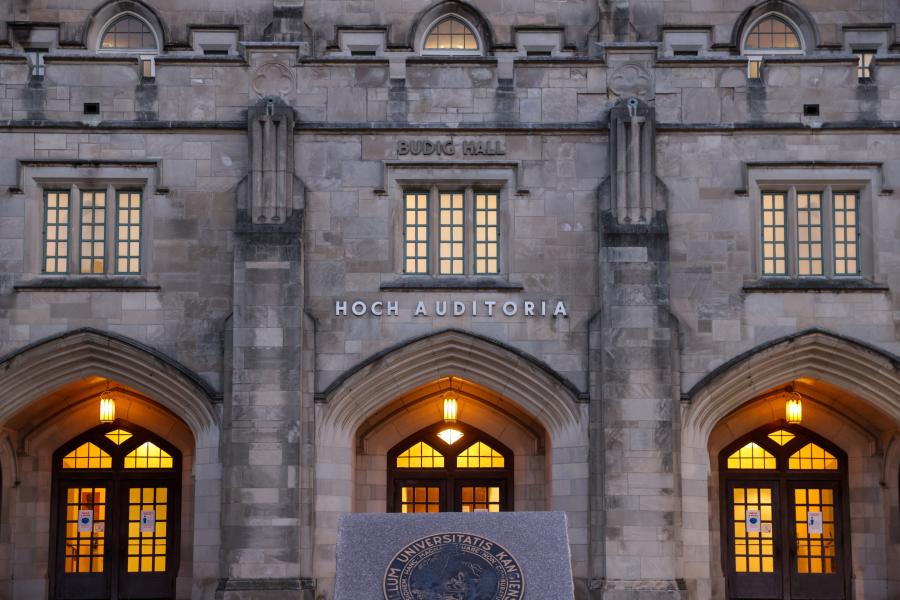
[437, 428, 464, 445]
[785, 392, 802, 425]
[99, 392, 116, 423]
[443, 396, 458, 423]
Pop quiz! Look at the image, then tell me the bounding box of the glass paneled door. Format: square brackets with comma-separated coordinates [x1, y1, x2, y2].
[52, 423, 180, 600]
[720, 425, 849, 600]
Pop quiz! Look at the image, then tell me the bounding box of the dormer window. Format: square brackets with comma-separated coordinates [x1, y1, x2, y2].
[423, 16, 480, 54]
[99, 15, 158, 51]
[743, 14, 803, 53]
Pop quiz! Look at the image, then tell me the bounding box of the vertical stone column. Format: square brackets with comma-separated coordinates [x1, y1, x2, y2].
[594, 91, 683, 598]
[217, 100, 309, 599]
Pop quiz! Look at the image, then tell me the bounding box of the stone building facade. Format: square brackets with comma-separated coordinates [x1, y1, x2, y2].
[0, 0, 899, 599]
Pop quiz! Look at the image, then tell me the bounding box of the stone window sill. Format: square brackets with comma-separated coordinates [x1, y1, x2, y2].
[380, 276, 523, 292]
[742, 278, 888, 293]
[15, 277, 160, 292]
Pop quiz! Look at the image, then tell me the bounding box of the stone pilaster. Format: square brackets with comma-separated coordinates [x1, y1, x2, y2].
[217, 101, 309, 599]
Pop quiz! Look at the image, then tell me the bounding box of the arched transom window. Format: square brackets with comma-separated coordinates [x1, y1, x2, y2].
[99, 14, 158, 51]
[743, 15, 802, 52]
[423, 16, 480, 53]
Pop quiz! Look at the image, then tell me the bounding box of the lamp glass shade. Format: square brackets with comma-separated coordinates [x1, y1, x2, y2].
[785, 395, 802, 424]
[443, 397, 458, 423]
[99, 394, 116, 423]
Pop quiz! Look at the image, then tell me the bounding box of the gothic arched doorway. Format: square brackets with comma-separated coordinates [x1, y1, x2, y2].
[387, 422, 513, 513]
[719, 424, 850, 600]
[50, 421, 181, 600]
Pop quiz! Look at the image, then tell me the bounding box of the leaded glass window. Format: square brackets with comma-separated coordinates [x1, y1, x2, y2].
[439, 192, 464, 275]
[100, 16, 157, 51]
[44, 190, 70, 273]
[80, 190, 107, 274]
[423, 17, 478, 52]
[116, 191, 142, 273]
[404, 192, 429, 274]
[761, 192, 787, 276]
[796, 192, 822, 276]
[474, 192, 499, 274]
[833, 192, 859, 276]
[744, 16, 801, 51]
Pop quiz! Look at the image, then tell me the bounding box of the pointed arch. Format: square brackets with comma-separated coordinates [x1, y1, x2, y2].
[684, 329, 900, 441]
[82, 0, 167, 51]
[0, 328, 219, 437]
[319, 329, 582, 442]
[730, 0, 819, 53]
[409, 0, 495, 54]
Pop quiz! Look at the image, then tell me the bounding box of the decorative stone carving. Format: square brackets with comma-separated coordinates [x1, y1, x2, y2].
[608, 62, 653, 100]
[609, 97, 655, 224]
[248, 96, 295, 223]
[251, 62, 294, 99]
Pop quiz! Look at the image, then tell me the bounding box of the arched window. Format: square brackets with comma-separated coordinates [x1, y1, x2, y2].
[719, 424, 849, 600]
[422, 16, 480, 54]
[743, 14, 802, 52]
[99, 14, 158, 51]
[388, 422, 512, 512]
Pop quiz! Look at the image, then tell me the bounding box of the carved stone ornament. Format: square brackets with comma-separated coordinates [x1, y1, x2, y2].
[608, 62, 653, 100]
[251, 62, 294, 99]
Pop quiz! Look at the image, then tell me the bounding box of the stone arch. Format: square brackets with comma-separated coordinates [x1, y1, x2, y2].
[680, 329, 900, 600]
[683, 328, 900, 444]
[318, 328, 583, 444]
[81, 0, 168, 51]
[407, 0, 496, 53]
[0, 328, 219, 438]
[728, 0, 819, 52]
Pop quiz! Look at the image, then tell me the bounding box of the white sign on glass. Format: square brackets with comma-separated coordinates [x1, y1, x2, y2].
[77, 510, 94, 533]
[140, 510, 156, 533]
[745, 509, 762, 533]
[807, 511, 823, 535]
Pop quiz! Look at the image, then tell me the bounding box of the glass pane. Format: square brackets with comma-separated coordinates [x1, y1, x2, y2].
[474, 193, 499, 274]
[44, 191, 70, 273]
[100, 16, 157, 50]
[788, 443, 839, 470]
[745, 16, 801, 50]
[79, 191, 106, 273]
[438, 192, 464, 275]
[126, 487, 169, 572]
[456, 441, 505, 468]
[395, 442, 444, 468]
[123, 442, 174, 469]
[105, 429, 133, 445]
[460, 486, 502, 512]
[116, 191, 142, 273]
[833, 192, 860, 276]
[793, 486, 837, 574]
[62, 442, 112, 469]
[403, 192, 429, 274]
[796, 192, 823, 277]
[726, 442, 776, 470]
[436, 428, 464, 445]
[767, 429, 795, 446]
[424, 17, 478, 51]
[400, 486, 441, 513]
[63, 487, 106, 573]
[732, 486, 775, 573]
[761, 193, 787, 275]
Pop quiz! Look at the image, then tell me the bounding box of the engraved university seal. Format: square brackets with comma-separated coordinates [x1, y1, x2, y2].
[383, 532, 525, 600]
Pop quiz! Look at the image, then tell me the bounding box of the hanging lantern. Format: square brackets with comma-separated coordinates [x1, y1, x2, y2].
[443, 395, 458, 423]
[99, 390, 116, 423]
[785, 391, 802, 425]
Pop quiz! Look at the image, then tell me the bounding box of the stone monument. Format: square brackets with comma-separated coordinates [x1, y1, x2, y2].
[334, 512, 574, 600]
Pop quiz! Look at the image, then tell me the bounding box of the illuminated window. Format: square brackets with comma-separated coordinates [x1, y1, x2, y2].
[404, 192, 429, 274]
[126, 486, 169, 572]
[124, 442, 174, 469]
[855, 51, 874, 80]
[116, 191, 142, 273]
[747, 56, 763, 79]
[439, 192, 465, 275]
[726, 442, 776, 470]
[43, 190, 70, 273]
[833, 192, 859, 276]
[80, 190, 107, 274]
[767, 429, 795, 446]
[63, 443, 112, 469]
[789, 443, 838, 470]
[796, 192, 822, 276]
[400, 486, 441, 513]
[437, 428, 464, 445]
[759, 187, 864, 279]
[63, 486, 107, 573]
[794, 487, 837, 573]
[423, 17, 479, 53]
[105, 429, 133, 445]
[474, 192, 499, 274]
[744, 16, 801, 51]
[761, 192, 787, 276]
[402, 188, 501, 276]
[100, 16, 158, 51]
[396, 442, 445, 468]
[460, 486, 501, 513]
[457, 441, 505, 468]
[732, 486, 775, 573]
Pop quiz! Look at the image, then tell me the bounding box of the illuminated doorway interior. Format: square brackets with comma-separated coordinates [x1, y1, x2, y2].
[51, 422, 181, 600]
[719, 424, 849, 600]
[387, 422, 513, 513]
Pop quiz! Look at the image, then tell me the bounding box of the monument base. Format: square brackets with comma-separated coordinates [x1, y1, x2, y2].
[593, 578, 687, 600]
